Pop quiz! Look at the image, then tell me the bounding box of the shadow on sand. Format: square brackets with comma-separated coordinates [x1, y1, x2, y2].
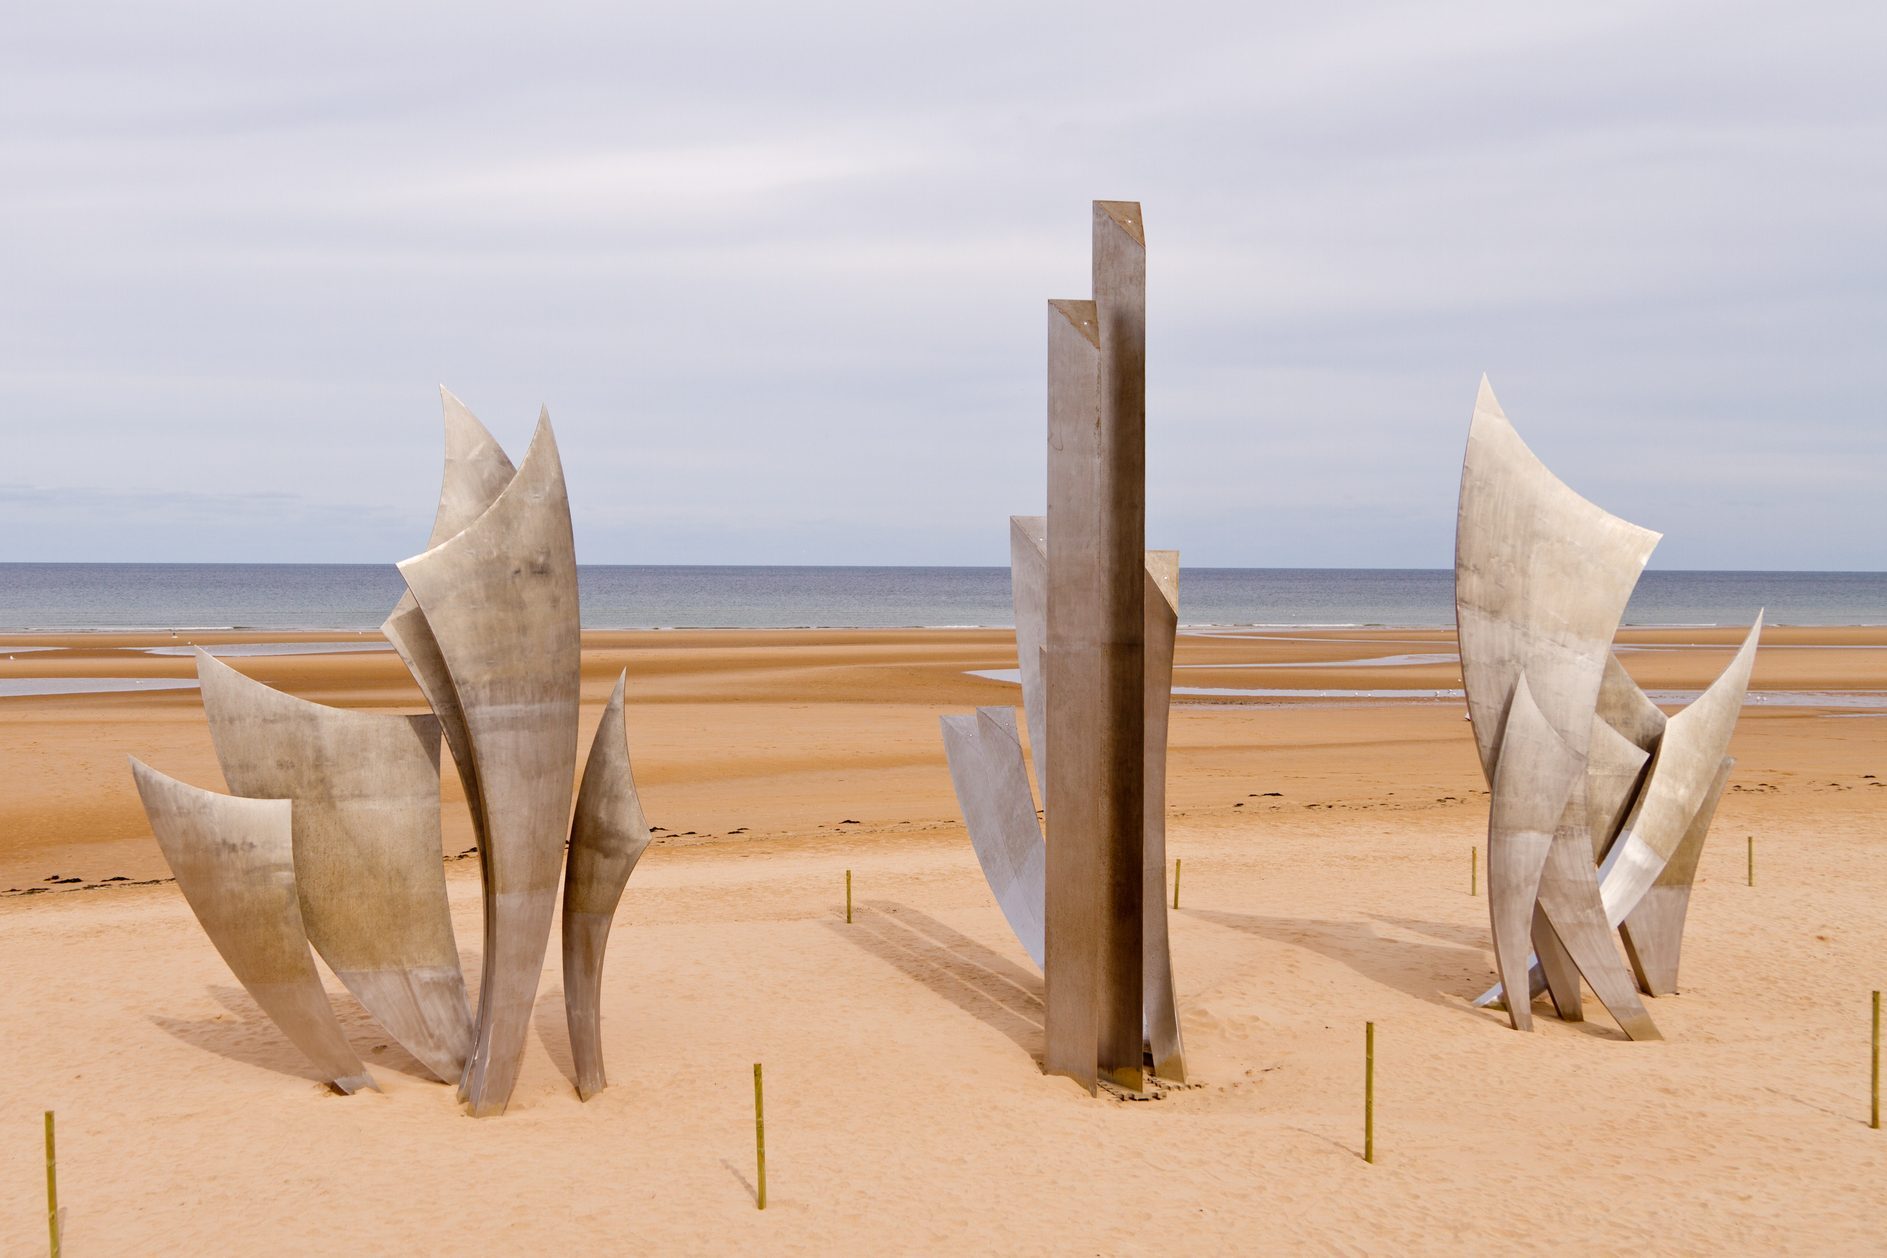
[150, 981, 441, 1085]
[531, 983, 579, 1092]
[1186, 907, 1630, 1040]
[828, 901, 1044, 1060]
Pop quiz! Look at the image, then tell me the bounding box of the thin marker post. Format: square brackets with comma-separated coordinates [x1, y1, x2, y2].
[45, 1109, 59, 1258]
[753, 1063, 767, 1210]
[1364, 1022, 1376, 1164]
[845, 870, 852, 924]
[1471, 847, 1478, 897]
[1748, 835, 1755, 887]
[1172, 858, 1181, 911]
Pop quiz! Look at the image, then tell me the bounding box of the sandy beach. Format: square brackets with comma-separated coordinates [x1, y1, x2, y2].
[2, 626, 1884, 1252]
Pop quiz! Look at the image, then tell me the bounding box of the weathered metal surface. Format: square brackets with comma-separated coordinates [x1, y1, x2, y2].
[1087, 199, 1148, 1092]
[383, 388, 519, 865]
[1597, 653, 1669, 752]
[562, 672, 654, 1100]
[1141, 550, 1185, 1082]
[398, 413, 581, 1117]
[1042, 295, 1107, 1093]
[1586, 717, 1652, 860]
[1533, 799, 1661, 1040]
[1483, 676, 1581, 1031]
[1598, 616, 1762, 926]
[193, 649, 473, 1084]
[1009, 514, 1049, 805]
[1456, 377, 1661, 776]
[129, 758, 375, 1094]
[951, 542, 1185, 1079]
[1620, 756, 1735, 995]
[941, 706, 1047, 967]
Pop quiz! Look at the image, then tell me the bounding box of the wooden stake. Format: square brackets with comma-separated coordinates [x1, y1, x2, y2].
[753, 1063, 767, 1210]
[45, 1109, 59, 1258]
[845, 870, 852, 924]
[1471, 846, 1478, 897]
[1364, 1022, 1375, 1164]
[1872, 991, 1880, 1131]
[1172, 858, 1181, 911]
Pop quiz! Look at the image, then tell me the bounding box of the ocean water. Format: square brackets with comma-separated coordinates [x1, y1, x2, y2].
[1, 564, 1880, 632]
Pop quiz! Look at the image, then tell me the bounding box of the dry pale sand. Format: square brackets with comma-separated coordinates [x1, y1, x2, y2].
[1, 627, 1884, 1253]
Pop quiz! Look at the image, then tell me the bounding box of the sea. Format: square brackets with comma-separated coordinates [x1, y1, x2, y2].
[0, 564, 1880, 632]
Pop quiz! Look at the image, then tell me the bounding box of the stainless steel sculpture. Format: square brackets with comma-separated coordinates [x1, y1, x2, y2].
[562, 672, 654, 1100]
[193, 649, 474, 1084]
[941, 202, 1184, 1092]
[1457, 377, 1761, 1034]
[131, 388, 655, 1116]
[398, 414, 581, 1117]
[129, 758, 375, 1094]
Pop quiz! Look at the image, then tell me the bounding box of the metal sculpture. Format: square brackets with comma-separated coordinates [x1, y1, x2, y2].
[1458, 377, 1761, 1035]
[131, 388, 655, 1115]
[398, 413, 581, 1117]
[941, 201, 1183, 1093]
[129, 758, 376, 1094]
[194, 648, 474, 1084]
[562, 672, 654, 1100]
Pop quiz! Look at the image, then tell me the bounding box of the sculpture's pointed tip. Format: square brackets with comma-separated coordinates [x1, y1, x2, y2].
[1048, 298, 1100, 347]
[1095, 199, 1145, 246]
[1474, 374, 1503, 417]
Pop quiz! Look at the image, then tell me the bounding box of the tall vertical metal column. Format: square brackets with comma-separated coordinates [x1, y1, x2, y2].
[1044, 201, 1148, 1093]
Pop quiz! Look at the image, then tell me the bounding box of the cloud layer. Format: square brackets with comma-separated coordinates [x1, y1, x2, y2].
[3, 2, 1881, 567]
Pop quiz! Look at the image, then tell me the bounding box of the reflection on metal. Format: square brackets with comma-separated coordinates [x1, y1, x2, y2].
[129, 758, 375, 1094]
[399, 414, 581, 1117]
[194, 649, 473, 1084]
[1597, 617, 1763, 926]
[1457, 377, 1661, 776]
[1010, 515, 1049, 804]
[1532, 793, 1660, 1041]
[1141, 551, 1186, 1082]
[1620, 757, 1734, 995]
[1585, 718, 1651, 860]
[563, 672, 654, 1101]
[1484, 676, 1579, 1031]
[941, 706, 1046, 967]
[1457, 377, 1759, 1037]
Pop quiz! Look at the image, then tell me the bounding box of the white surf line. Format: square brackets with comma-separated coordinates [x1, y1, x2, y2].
[0, 678, 201, 698]
[1173, 653, 1458, 669]
[965, 670, 1887, 708]
[140, 642, 392, 657]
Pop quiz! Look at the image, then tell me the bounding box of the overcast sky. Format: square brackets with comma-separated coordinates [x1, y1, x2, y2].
[2, 3, 1881, 568]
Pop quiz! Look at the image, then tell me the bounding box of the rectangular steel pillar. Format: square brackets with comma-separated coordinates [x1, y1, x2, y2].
[1043, 200, 1148, 1093]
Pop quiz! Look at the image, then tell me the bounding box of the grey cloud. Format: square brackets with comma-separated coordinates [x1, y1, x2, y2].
[1, 1, 1881, 567]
